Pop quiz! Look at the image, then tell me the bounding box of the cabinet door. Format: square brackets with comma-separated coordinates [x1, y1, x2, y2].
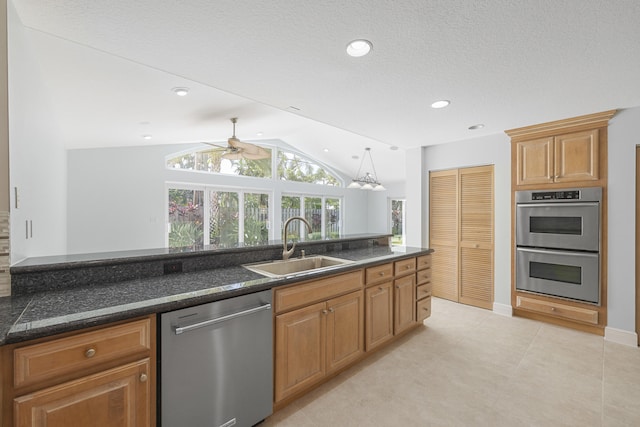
[326, 291, 364, 374]
[430, 169, 459, 301]
[274, 302, 326, 402]
[365, 282, 394, 351]
[459, 166, 494, 310]
[515, 137, 554, 185]
[394, 275, 416, 334]
[14, 359, 150, 427]
[554, 129, 599, 183]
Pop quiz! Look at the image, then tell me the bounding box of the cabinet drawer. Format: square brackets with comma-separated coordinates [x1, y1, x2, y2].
[394, 258, 416, 276]
[516, 296, 598, 325]
[14, 318, 151, 388]
[416, 283, 432, 300]
[417, 255, 431, 271]
[416, 268, 431, 285]
[417, 297, 432, 322]
[274, 270, 364, 313]
[365, 263, 393, 285]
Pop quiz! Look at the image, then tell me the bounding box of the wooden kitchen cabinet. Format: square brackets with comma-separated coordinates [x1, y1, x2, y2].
[364, 280, 394, 351]
[273, 271, 364, 404]
[14, 359, 151, 427]
[416, 254, 432, 322]
[274, 301, 326, 403]
[507, 110, 616, 335]
[1, 316, 155, 427]
[393, 273, 416, 334]
[515, 129, 599, 186]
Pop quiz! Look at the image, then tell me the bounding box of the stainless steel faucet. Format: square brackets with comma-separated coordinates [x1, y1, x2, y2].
[282, 216, 312, 260]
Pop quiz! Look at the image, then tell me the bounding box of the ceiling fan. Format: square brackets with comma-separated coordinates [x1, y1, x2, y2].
[202, 117, 270, 160]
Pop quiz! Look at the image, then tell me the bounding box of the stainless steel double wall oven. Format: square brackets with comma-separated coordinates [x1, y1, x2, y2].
[515, 187, 602, 304]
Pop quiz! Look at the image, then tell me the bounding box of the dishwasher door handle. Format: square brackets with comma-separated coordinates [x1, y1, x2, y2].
[174, 303, 272, 335]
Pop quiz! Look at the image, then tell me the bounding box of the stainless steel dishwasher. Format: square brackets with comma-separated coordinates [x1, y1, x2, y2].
[160, 290, 273, 427]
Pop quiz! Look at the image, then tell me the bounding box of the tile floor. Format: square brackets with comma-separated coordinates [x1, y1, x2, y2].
[262, 297, 640, 426]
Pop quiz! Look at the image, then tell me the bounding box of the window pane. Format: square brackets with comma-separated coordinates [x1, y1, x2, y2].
[305, 197, 322, 239]
[245, 193, 269, 245]
[167, 148, 272, 178]
[168, 189, 204, 248]
[210, 191, 239, 246]
[325, 198, 340, 239]
[281, 196, 302, 242]
[391, 199, 405, 246]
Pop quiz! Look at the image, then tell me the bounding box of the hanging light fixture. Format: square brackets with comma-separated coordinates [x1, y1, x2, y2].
[348, 147, 386, 191]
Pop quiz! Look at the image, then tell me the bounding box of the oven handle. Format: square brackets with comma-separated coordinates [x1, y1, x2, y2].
[516, 247, 599, 258]
[516, 202, 599, 209]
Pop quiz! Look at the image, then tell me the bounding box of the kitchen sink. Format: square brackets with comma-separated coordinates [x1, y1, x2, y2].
[243, 255, 354, 278]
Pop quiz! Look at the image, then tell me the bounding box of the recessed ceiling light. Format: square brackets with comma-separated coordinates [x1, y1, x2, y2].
[390, 146, 399, 151]
[143, 135, 152, 140]
[171, 87, 189, 96]
[346, 39, 372, 57]
[256, 132, 263, 137]
[323, 148, 329, 152]
[468, 124, 485, 130]
[431, 100, 450, 109]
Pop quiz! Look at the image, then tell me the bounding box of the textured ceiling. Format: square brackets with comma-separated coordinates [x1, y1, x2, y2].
[10, 0, 640, 183]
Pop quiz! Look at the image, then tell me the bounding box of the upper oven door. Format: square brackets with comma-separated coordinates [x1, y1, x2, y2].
[516, 202, 599, 251]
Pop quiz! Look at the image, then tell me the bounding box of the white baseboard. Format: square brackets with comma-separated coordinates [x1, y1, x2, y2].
[492, 302, 513, 317]
[604, 327, 638, 347]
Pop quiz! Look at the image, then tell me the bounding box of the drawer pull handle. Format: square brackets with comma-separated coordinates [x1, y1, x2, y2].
[379, 272, 385, 276]
[550, 307, 556, 312]
[139, 373, 148, 383]
[329, 307, 335, 313]
[85, 348, 96, 358]
[423, 307, 429, 312]
[322, 309, 328, 315]
[379, 286, 384, 291]
[406, 265, 411, 269]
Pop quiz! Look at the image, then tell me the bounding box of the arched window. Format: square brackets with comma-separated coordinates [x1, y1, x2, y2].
[167, 146, 272, 178]
[277, 150, 342, 186]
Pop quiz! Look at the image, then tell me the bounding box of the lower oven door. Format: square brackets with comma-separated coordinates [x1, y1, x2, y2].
[516, 247, 599, 304]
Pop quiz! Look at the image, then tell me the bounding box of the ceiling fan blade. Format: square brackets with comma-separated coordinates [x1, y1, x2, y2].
[239, 148, 271, 160]
[201, 142, 228, 150]
[221, 151, 244, 160]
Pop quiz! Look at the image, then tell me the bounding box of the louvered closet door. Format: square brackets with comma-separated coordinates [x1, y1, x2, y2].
[429, 169, 459, 302]
[459, 166, 494, 309]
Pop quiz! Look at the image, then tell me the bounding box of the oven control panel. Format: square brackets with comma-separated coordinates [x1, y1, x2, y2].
[531, 190, 580, 201]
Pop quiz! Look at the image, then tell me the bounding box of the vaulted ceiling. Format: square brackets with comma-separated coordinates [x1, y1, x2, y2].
[10, 0, 640, 183]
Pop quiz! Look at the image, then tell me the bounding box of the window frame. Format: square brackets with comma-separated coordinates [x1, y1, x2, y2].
[166, 183, 274, 247]
[281, 193, 343, 240]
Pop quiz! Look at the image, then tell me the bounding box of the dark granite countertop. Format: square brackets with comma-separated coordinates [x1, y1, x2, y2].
[0, 245, 432, 345]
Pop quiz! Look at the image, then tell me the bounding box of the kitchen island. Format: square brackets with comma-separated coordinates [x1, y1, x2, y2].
[0, 234, 432, 426]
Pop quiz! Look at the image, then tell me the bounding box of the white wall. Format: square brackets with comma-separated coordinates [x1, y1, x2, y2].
[67, 143, 370, 254]
[367, 181, 405, 235]
[607, 106, 640, 332]
[7, 2, 67, 263]
[405, 147, 425, 247]
[418, 133, 512, 307]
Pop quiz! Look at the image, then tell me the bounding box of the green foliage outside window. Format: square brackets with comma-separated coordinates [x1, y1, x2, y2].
[277, 151, 341, 186]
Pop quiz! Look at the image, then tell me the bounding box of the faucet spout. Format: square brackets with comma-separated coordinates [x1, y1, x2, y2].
[282, 216, 312, 260]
